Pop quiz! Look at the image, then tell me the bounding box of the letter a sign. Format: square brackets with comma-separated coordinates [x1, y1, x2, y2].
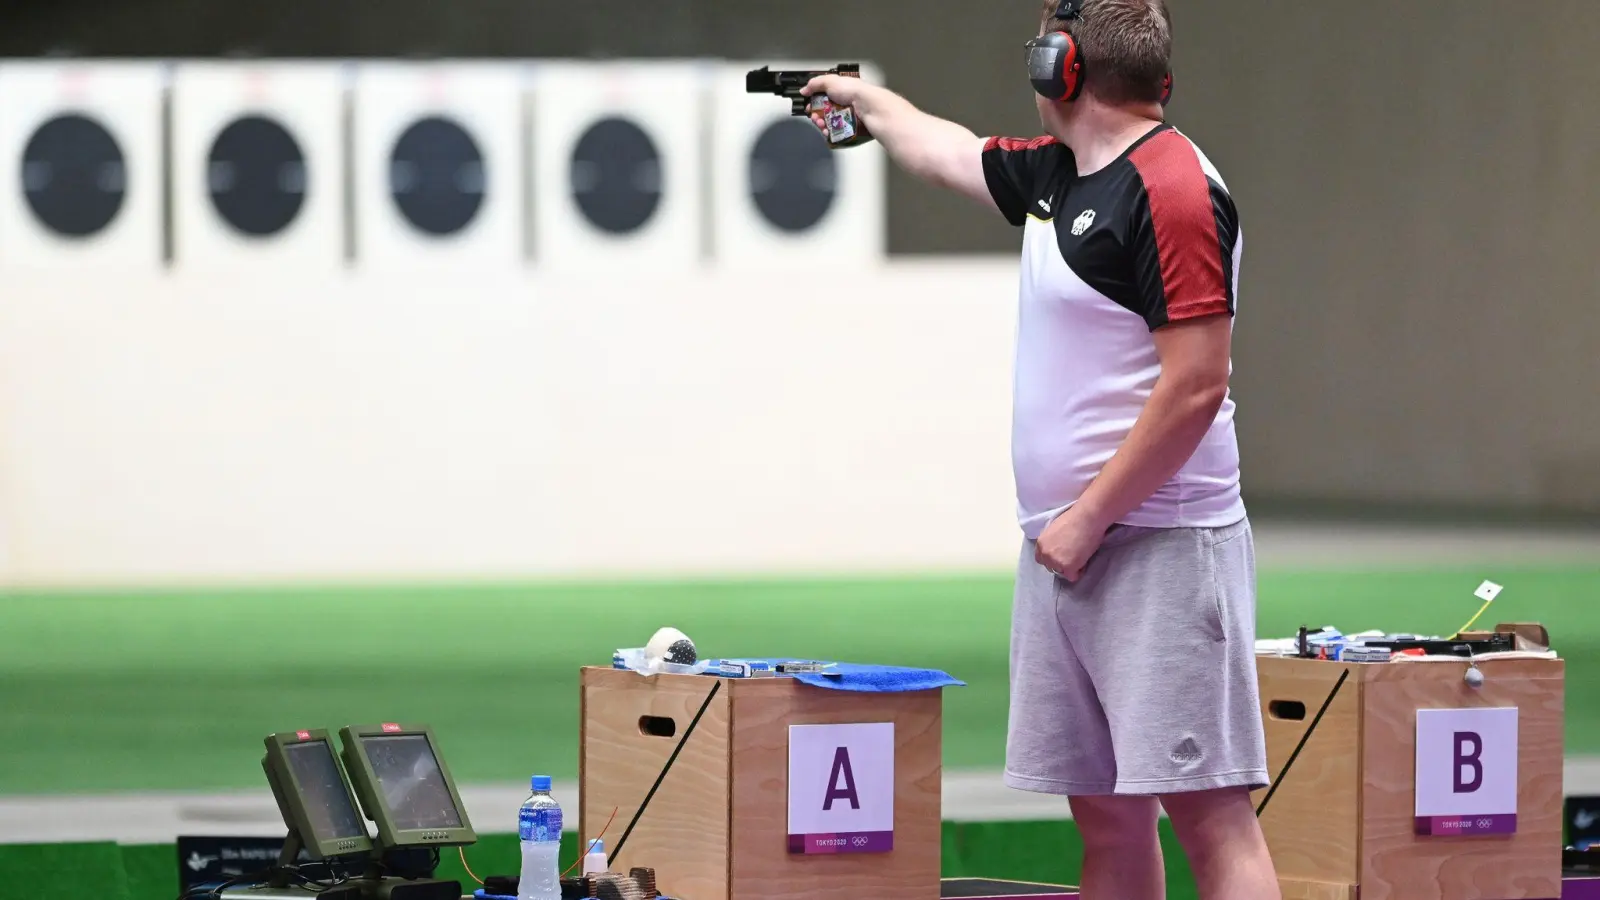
[1414, 707, 1518, 835]
[787, 722, 894, 854]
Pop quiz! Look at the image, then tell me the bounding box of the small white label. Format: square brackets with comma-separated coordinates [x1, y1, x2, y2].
[1475, 580, 1503, 603]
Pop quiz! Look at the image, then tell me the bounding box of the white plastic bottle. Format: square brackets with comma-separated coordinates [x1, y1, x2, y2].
[581, 838, 607, 876]
[517, 775, 562, 900]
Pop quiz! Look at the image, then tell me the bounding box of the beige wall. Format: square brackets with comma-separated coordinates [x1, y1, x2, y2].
[0, 264, 1023, 587]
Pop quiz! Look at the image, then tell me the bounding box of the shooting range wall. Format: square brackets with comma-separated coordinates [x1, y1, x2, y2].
[0, 262, 1020, 587]
[1, 0, 1597, 590]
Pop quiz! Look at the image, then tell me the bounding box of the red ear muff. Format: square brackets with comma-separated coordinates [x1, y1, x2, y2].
[1160, 71, 1173, 106]
[1026, 30, 1085, 102]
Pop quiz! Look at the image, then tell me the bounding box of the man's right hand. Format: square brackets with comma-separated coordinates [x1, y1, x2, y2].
[800, 74, 868, 109]
[800, 75, 871, 137]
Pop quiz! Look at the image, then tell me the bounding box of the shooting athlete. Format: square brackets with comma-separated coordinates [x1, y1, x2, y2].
[796, 2, 1279, 898]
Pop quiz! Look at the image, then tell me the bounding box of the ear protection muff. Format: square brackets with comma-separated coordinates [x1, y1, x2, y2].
[1026, 0, 1086, 102]
[1028, 0, 1177, 108]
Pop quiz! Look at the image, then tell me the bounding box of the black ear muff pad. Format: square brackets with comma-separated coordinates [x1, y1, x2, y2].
[1026, 30, 1084, 101]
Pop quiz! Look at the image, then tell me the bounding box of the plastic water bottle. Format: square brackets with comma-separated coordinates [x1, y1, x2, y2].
[518, 775, 562, 900]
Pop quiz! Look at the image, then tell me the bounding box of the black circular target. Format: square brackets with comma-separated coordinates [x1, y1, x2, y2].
[389, 116, 486, 237]
[21, 113, 126, 238]
[748, 118, 837, 233]
[207, 115, 307, 238]
[569, 117, 662, 235]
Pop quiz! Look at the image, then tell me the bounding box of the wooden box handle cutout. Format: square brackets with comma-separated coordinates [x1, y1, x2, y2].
[639, 715, 677, 738]
[1269, 700, 1308, 721]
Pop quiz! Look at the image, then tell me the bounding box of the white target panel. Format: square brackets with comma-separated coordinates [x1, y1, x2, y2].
[530, 61, 706, 269]
[711, 61, 886, 268]
[170, 61, 346, 271]
[0, 61, 165, 270]
[351, 61, 526, 270]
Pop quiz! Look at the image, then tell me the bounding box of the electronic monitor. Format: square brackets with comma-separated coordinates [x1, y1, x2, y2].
[338, 724, 476, 849]
[261, 729, 375, 861]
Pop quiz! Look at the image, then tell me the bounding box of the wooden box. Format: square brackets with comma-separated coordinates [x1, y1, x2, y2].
[1253, 656, 1564, 900]
[579, 666, 944, 900]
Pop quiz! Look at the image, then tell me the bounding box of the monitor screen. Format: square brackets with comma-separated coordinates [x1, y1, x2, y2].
[283, 739, 368, 841]
[358, 734, 464, 830]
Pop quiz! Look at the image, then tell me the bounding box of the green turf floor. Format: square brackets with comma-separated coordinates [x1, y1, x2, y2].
[2, 566, 1597, 795]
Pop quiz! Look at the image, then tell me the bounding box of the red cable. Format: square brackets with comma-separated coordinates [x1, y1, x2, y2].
[562, 806, 619, 877]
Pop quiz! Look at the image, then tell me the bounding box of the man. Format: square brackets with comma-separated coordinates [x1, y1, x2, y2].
[801, 2, 1279, 898]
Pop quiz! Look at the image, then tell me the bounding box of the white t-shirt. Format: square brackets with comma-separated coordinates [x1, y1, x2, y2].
[982, 124, 1246, 538]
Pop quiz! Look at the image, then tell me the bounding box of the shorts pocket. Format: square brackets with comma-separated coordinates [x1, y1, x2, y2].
[1205, 523, 1252, 644]
[1199, 531, 1228, 644]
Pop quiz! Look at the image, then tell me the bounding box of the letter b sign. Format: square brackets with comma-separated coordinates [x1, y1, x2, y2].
[1415, 708, 1517, 834]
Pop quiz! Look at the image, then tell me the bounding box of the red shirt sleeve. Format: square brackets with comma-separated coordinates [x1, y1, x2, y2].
[1126, 130, 1239, 330]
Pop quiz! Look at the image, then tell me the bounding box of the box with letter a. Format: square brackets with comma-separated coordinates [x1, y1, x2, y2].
[580, 666, 942, 900]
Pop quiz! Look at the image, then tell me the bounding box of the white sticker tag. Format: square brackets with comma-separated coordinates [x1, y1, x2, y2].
[1475, 580, 1503, 603]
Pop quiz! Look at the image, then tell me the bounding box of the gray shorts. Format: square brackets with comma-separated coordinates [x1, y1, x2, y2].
[1004, 516, 1269, 796]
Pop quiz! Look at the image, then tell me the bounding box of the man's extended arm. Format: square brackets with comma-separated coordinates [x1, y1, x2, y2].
[802, 76, 997, 215]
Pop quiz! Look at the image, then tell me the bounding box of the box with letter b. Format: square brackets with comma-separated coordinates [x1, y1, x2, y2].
[579, 666, 943, 900]
[1254, 654, 1563, 900]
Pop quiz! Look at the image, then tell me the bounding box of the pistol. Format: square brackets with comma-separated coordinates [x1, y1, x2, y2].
[745, 63, 875, 149]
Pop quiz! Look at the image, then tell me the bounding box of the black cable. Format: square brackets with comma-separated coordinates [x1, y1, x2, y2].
[607, 680, 722, 865]
[176, 858, 358, 900]
[1255, 668, 1349, 818]
[175, 865, 275, 900]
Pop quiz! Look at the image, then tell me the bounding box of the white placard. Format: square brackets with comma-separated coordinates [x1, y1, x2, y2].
[531, 60, 707, 269]
[1414, 706, 1518, 836]
[0, 61, 166, 270]
[351, 61, 526, 270]
[170, 61, 346, 271]
[710, 61, 886, 269]
[787, 722, 894, 854]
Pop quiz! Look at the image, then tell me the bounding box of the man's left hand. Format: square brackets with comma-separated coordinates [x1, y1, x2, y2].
[1035, 506, 1111, 582]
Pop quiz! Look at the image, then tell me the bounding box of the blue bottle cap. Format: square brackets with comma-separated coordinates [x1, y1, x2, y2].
[587, 838, 604, 853]
[531, 775, 552, 791]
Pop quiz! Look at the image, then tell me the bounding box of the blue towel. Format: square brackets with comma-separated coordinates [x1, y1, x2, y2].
[795, 662, 964, 692]
[705, 660, 963, 692]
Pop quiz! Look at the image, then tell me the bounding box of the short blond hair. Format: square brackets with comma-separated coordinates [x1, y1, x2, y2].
[1039, 0, 1173, 105]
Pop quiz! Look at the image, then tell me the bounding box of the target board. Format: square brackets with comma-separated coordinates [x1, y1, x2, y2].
[529, 61, 706, 269]
[351, 61, 526, 271]
[170, 61, 346, 271]
[0, 61, 165, 270]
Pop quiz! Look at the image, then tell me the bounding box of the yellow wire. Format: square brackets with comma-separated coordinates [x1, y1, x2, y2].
[1451, 599, 1494, 640]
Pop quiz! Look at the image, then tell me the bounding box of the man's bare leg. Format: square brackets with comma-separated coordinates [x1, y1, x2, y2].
[1068, 795, 1165, 900]
[1160, 787, 1281, 900]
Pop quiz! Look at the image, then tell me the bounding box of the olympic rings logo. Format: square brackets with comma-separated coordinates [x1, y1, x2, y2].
[852, 836, 869, 847]
[1477, 818, 1494, 829]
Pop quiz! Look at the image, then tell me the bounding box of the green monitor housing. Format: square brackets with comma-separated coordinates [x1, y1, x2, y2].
[338, 723, 477, 849]
[261, 729, 375, 861]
